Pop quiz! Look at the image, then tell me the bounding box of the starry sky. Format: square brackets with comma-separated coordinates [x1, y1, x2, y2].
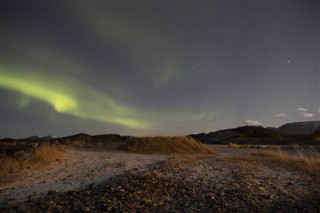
[1, 1, 319, 138]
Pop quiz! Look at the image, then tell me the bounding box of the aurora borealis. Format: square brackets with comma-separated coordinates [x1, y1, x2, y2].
[1, 1, 319, 138]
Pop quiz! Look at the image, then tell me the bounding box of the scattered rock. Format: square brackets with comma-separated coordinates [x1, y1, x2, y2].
[1, 156, 319, 212]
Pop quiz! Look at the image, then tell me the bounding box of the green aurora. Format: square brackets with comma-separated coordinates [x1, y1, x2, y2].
[1, 1, 319, 137]
[1, 70, 151, 129]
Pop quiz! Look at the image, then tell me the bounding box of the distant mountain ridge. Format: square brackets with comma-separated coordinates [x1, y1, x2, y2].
[1, 121, 320, 158]
[278, 121, 320, 135]
[189, 121, 320, 144]
[1, 121, 319, 145]
[27, 135, 57, 141]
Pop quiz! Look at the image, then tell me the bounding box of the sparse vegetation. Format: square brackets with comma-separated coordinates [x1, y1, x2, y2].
[255, 145, 320, 175]
[118, 136, 213, 154]
[228, 142, 241, 148]
[0, 145, 68, 177]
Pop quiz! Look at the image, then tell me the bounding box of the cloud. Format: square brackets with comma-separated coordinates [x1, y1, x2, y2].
[297, 107, 308, 112]
[301, 112, 314, 118]
[276, 113, 289, 118]
[242, 119, 262, 126]
[318, 107, 320, 113]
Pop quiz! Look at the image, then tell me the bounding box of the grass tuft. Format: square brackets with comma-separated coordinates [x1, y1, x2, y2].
[228, 142, 241, 149]
[255, 144, 320, 175]
[119, 136, 213, 154]
[0, 145, 68, 177]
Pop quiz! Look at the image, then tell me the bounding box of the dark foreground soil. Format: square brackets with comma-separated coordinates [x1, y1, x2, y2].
[1, 154, 320, 213]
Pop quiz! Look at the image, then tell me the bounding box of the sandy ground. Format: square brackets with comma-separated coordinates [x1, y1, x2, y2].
[1, 145, 320, 210]
[0, 148, 169, 204]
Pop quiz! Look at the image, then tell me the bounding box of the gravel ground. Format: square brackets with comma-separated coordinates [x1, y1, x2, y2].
[1, 154, 320, 212]
[0, 149, 169, 203]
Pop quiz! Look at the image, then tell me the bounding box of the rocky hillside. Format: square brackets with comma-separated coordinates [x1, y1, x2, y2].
[278, 121, 320, 135]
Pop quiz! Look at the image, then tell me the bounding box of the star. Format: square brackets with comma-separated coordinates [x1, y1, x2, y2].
[238, 42, 244, 47]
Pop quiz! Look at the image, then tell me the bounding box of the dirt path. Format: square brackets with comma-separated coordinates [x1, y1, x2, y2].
[0, 148, 169, 204]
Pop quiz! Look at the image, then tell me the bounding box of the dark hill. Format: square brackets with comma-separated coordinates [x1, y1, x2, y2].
[190, 125, 280, 144]
[58, 133, 124, 147]
[278, 121, 320, 135]
[189, 121, 320, 144]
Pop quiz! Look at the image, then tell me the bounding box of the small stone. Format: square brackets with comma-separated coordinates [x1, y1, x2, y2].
[82, 206, 91, 212]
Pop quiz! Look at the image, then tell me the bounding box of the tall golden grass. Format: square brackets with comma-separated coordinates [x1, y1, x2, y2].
[119, 136, 213, 154]
[0, 145, 68, 176]
[228, 142, 241, 149]
[258, 145, 320, 175]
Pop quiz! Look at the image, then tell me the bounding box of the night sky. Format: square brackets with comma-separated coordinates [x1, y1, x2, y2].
[1, 1, 319, 138]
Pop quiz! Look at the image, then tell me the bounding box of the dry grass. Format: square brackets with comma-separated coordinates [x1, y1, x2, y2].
[256, 145, 320, 175]
[0, 145, 68, 176]
[68, 140, 95, 148]
[119, 136, 213, 154]
[228, 142, 241, 149]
